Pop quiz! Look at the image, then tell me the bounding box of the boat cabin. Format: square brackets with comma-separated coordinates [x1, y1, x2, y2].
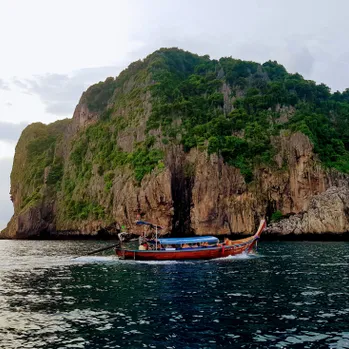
[140, 236, 219, 251]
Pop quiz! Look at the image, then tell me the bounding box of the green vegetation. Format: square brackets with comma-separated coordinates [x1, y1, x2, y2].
[46, 160, 64, 187]
[26, 134, 57, 187]
[11, 120, 70, 211]
[21, 190, 42, 209]
[84, 77, 117, 112]
[67, 200, 105, 220]
[70, 116, 128, 174]
[13, 48, 349, 222]
[271, 210, 283, 223]
[145, 48, 349, 179]
[70, 126, 164, 185]
[128, 145, 164, 183]
[104, 171, 114, 192]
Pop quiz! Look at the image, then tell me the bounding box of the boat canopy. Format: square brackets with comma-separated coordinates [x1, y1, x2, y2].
[136, 220, 163, 230]
[158, 236, 219, 245]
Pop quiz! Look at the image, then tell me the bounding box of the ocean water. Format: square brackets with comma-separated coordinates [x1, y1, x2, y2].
[0, 240, 349, 348]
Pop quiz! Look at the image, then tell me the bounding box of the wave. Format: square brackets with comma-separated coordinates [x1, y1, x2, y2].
[72, 256, 119, 263]
[213, 252, 262, 261]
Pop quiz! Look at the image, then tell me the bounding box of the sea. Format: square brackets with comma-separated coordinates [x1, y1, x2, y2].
[0, 240, 348, 349]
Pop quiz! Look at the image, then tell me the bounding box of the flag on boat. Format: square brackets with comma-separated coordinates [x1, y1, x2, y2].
[135, 220, 163, 230]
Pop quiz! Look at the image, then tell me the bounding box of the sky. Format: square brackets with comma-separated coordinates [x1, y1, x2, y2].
[1, 0, 349, 230]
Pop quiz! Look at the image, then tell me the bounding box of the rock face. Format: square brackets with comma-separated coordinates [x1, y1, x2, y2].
[188, 133, 349, 236]
[4, 124, 349, 239]
[2, 48, 349, 239]
[266, 186, 349, 235]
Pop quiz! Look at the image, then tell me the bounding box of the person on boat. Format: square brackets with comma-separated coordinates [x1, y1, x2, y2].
[139, 232, 148, 245]
[181, 243, 190, 248]
[191, 243, 198, 248]
[139, 243, 148, 251]
[224, 237, 233, 246]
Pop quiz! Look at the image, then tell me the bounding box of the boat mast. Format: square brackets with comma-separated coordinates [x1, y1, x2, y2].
[155, 225, 158, 250]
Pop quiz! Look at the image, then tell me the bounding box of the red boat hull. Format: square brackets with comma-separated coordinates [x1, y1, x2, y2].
[115, 219, 266, 261]
[116, 238, 256, 260]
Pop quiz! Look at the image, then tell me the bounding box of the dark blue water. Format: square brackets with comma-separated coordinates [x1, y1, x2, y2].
[0, 240, 349, 348]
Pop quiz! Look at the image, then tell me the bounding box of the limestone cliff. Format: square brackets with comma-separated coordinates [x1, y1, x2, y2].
[266, 186, 349, 236]
[3, 48, 349, 239]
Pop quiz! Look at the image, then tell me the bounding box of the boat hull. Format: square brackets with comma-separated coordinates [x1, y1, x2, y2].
[115, 238, 256, 260]
[115, 219, 266, 261]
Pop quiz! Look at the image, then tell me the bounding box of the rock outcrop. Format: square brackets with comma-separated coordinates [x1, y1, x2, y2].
[266, 186, 349, 235]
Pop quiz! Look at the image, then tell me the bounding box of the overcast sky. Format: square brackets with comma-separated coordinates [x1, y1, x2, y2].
[1, 0, 349, 230]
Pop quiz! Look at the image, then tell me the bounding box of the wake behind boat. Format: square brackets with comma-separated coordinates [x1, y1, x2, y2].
[115, 219, 266, 260]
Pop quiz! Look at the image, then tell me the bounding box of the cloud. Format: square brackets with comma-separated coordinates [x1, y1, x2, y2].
[0, 122, 28, 142]
[274, 39, 316, 77]
[0, 199, 12, 223]
[0, 220, 9, 230]
[12, 66, 122, 116]
[0, 141, 15, 159]
[0, 79, 10, 91]
[12, 78, 29, 90]
[289, 47, 315, 76]
[0, 158, 13, 230]
[124, 1, 349, 92]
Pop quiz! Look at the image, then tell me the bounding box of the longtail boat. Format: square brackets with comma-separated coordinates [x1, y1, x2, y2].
[115, 219, 266, 260]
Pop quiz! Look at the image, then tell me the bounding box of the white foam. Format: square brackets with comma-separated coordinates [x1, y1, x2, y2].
[73, 256, 119, 263]
[134, 260, 194, 265]
[213, 252, 261, 260]
[301, 291, 324, 296]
